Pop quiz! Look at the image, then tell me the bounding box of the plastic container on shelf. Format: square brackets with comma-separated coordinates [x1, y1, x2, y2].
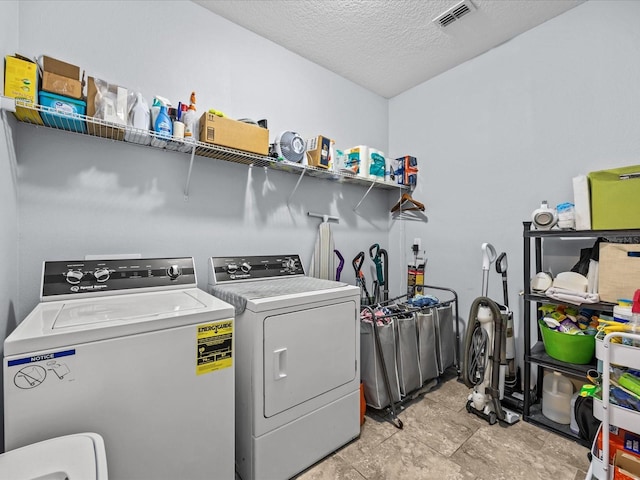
[542, 371, 574, 424]
[538, 319, 595, 364]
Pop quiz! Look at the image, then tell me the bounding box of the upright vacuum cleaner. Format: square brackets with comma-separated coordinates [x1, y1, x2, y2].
[462, 243, 520, 426]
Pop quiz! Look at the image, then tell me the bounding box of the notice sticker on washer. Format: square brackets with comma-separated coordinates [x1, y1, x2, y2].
[196, 320, 233, 375]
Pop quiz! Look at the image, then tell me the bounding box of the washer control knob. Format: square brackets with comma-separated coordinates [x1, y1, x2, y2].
[167, 265, 181, 280]
[94, 268, 110, 283]
[241, 262, 251, 273]
[227, 264, 238, 274]
[65, 270, 84, 285]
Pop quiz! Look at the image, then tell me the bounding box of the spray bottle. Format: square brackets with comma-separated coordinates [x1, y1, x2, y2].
[182, 91, 197, 141]
[154, 103, 172, 139]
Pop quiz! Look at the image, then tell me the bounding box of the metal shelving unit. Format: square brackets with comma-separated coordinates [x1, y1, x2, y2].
[522, 221, 640, 447]
[1, 97, 408, 200]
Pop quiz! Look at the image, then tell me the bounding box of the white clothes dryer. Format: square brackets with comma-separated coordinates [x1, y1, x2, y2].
[4, 257, 235, 480]
[209, 254, 361, 480]
[0, 432, 108, 480]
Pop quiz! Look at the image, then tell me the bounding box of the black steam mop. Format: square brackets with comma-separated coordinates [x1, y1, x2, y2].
[462, 243, 520, 426]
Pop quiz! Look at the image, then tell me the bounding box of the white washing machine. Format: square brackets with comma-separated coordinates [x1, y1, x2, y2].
[4, 257, 235, 480]
[0, 432, 108, 480]
[208, 254, 360, 480]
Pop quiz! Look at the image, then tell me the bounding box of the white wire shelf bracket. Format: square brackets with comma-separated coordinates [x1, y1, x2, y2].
[3, 97, 408, 199]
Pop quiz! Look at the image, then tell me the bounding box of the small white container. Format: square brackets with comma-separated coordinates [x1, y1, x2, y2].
[542, 371, 573, 424]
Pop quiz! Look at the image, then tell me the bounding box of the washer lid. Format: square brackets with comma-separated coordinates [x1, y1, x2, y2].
[4, 288, 234, 356]
[0, 432, 108, 479]
[54, 290, 206, 328]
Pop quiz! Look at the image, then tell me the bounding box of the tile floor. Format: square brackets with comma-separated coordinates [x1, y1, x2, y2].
[295, 375, 590, 480]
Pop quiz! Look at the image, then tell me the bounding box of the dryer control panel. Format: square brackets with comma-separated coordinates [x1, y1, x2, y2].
[41, 257, 197, 298]
[210, 255, 305, 284]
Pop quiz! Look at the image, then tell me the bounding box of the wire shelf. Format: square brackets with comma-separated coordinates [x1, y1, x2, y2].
[9, 99, 407, 192]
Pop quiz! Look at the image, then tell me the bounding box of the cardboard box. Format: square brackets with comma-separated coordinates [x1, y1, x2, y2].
[199, 113, 269, 155]
[41, 56, 84, 99]
[4, 54, 43, 125]
[306, 135, 331, 169]
[394, 156, 418, 186]
[589, 165, 640, 230]
[615, 450, 640, 480]
[86, 76, 126, 140]
[597, 425, 640, 465]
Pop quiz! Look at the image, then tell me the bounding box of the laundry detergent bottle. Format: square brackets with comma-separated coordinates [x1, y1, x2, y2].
[542, 372, 573, 424]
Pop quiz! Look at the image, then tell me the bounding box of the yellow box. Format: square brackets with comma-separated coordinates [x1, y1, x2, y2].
[589, 165, 640, 230]
[4, 54, 43, 125]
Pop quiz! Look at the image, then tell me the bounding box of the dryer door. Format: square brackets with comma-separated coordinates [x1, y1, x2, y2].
[263, 301, 357, 418]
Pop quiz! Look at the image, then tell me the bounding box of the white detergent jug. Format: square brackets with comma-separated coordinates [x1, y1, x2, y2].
[542, 371, 573, 424]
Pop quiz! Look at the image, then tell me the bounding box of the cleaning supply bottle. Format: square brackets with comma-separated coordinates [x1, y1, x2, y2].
[182, 91, 197, 141]
[150, 95, 172, 129]
[124, 92, 151, 145]
[154, 104, 172, 139]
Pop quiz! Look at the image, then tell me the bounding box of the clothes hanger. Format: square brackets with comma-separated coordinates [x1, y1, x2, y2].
[391, 193, 425, 213]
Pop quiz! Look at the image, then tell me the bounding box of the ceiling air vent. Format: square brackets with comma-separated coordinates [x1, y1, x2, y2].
[433, 0, 477, 28]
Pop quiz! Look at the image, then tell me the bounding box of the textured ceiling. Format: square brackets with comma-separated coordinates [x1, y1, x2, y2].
[193, 0, 584, 98]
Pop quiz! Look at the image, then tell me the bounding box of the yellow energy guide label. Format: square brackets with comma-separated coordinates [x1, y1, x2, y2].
[196, 319, 233, 375]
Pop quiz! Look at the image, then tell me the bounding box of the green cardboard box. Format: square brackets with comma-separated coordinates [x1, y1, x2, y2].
[589, 165, 640, 230]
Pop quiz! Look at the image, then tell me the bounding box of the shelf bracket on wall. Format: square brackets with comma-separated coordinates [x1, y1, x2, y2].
[183, 144, 197, 200]
[353, 181, 376, 212]
[1, 96, 17, 113]
[286, 168, 306, 206]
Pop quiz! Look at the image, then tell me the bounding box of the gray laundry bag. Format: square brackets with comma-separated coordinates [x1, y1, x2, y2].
[360, 319, 401, 409]
[434, 304, 456, 374]
[416, 311, 439, 382]
[395, 315, 422, 395]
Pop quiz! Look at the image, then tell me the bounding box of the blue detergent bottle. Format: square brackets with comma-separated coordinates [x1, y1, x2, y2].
[154, 104, 173, 138]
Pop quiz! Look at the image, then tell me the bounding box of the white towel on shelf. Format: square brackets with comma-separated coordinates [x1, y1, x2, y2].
[545, 287, 600, 305]
[309, 222, 335, 280]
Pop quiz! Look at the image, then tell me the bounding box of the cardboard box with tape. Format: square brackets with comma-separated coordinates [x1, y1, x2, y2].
[199, 113, 269, 156]
[306, 135, 331, 169]
[41, 56, 84, 99]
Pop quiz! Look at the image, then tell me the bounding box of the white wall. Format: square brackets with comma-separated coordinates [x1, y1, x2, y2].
[0, 0, 19, 452]
[11, 0, 394, 321]
[389, 0, 640, 379]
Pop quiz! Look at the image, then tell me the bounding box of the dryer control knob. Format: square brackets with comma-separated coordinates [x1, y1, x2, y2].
[94, 268, 110, 283]
[227, 264, 238, 273]
[167, 265, 181, 280]
[241, 262, 251, 273]
[65, 270, 84, 285]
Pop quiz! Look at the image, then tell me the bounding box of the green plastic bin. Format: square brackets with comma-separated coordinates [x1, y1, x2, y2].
[538, 320, 595, 364]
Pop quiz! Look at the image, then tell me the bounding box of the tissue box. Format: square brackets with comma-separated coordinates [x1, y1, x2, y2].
[589, 165, 640, 230]
[38, 91, 86, 133]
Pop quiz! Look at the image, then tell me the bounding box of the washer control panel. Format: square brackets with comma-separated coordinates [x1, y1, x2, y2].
[210, 255, 304, 284]
[42, 257, 196, 298]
